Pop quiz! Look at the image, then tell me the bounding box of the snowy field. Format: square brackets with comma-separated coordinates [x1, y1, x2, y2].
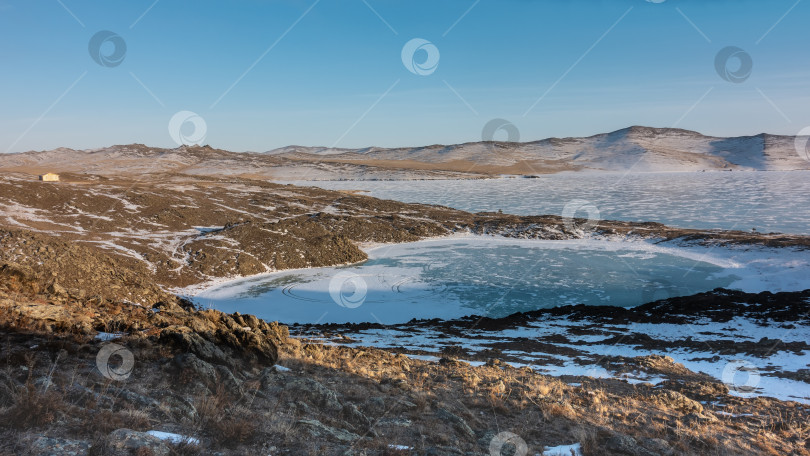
[325, 312, 810, 404]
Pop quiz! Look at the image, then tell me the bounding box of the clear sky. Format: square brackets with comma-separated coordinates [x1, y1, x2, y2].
[1, 0, 808, 152]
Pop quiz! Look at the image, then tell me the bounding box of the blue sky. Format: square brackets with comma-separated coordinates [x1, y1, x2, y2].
[1, 0, 808, 152]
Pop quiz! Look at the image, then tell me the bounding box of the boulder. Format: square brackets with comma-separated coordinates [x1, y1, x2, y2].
[172, 353, 218, 386]
[342, 402, 374, 431]
[30, 436, 91, 456]
[640, 438, 674, 456]
[215, 364, 244, 397]
[159, 327, 231, 367]
[297, 419, 361, 443]
[104, 428, 171, 456]
[650, 390, 704, 414]
[435, 407, 475, 439]
[284, 377, 342, 412]
[605, 434, 658, 456]
[660, 380, 728, 401]
[159, 321, 278, 368]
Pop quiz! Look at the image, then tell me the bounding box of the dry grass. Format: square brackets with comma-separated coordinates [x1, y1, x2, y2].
[2, 382, 66, 428]
[0, 303, 808, 455]
[192, 386, 260, 446]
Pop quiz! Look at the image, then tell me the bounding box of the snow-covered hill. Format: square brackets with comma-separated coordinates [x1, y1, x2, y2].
[2, 127, 807, 180]
[266, 126, 810, 173]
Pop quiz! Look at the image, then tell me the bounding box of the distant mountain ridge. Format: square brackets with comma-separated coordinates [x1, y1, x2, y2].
[264, 126, 809, 173]
[2, 126, 808, 180]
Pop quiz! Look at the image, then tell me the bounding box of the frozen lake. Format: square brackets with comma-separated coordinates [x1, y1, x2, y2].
[195, 172, 810, 325]
[290, 171, 810, 235]
[192, 236, 799, 325]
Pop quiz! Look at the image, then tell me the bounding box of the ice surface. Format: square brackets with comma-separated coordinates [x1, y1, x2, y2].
[193, 236, 807, 325]
[291, 171, 810, 235]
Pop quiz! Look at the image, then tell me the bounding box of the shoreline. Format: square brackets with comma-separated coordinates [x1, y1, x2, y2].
[290, 287, 810, 403]
[183, 233, 810, 322]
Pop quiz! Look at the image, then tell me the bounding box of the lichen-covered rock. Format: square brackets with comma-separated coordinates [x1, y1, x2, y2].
[436, 407, 475, 439]
[159, 327, 232, 367]
[172, 353, 218, 386]
[297, 419, 361, 443]
[283, 377, 343, 412]
[104, 428, 171, 456]
[30, 436, 91, 456]
[650, 390, 704, 414]
[605, 434, 658, 456]
[660, 380, 729, 401]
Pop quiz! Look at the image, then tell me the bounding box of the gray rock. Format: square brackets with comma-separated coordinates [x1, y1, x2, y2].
[285, 377, 342, 412]
[159, 394, 197, 421]
[298, 419, 362, 443]
[683, 412, 718, 425]
[108, 386, 160, 409]
[30, 436, 91, 456]
[477, 430, 497, 449]
[215, 365, 244, 397]
[795, 368, 810, 382]
[640, 437, 674, 456]
[294, 400, 314, 415]
[341, 402, 377, 437]
[106, 428, 171, 456]
[161, 330, 232, 367]
[605, 434, 657, 456]
[376, 417, 412, 428]
[257, 366, 280, 394]
[650, 390, 703, 414]
[436, 407, 475, 439]
[172, 353, 218, 387]
[362, 396, 386, 415]
[65, 383, 107, 408]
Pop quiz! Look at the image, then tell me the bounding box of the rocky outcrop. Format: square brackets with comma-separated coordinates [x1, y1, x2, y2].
[297, 419, 362, 443]
[158, 310, 282, 368]
[0, 229, 175, 306]
[650, 390, 704, 415]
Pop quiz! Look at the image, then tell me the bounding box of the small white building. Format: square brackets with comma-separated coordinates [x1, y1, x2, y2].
[39, 173, 59, 182]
